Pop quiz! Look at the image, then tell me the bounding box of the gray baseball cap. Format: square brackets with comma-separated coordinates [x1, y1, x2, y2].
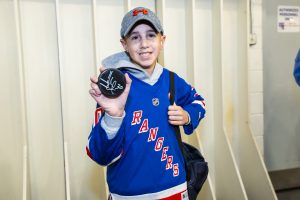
[120, 7, 164, 38]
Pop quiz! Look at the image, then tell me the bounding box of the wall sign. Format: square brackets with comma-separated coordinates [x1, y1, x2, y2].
[278, 5, 300, 32]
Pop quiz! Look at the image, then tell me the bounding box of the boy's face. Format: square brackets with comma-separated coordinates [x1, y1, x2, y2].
[121, 23, 166, 74]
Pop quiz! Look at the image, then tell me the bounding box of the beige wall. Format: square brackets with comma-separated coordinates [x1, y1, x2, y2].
[0, 2, 23, 199]
[248, 0, 264, 156]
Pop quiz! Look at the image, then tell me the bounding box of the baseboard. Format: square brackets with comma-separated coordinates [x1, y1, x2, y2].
[269, 167, 300, 191]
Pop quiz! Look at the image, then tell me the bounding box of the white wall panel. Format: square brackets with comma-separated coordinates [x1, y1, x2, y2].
[222, 0, 238, 144]
[211, 0, 248, 199]
[0, 0, 23, 199]
[57, 0, 106, 199]
[96, 0, 125, 64]
[163, 0, 187, 78]
[131, 0, 155, 11]
[222, 0, 277, 199]
[193, 0, 216, 196]
[20, 0, 66, 199]
[184, 1, 216, 199]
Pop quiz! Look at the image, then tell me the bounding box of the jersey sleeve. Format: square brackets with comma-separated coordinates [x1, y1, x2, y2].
[86, 105, 125, 166]
[294, 49, 300, 86]
[174, 73, 206, 134]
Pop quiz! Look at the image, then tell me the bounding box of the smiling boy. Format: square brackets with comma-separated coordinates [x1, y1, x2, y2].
[87, 7, 206, 200]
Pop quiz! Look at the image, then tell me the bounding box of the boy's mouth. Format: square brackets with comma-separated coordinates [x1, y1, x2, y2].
[139, 52, 152, 58]
[139, 52, 151, 55]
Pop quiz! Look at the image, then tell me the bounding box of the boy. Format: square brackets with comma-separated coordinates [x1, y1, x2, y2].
[87, 7, 206, 200]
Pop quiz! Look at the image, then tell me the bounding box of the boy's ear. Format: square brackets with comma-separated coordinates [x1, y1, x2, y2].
[160, 35, 166, 49]
[120, 38, 128, 51]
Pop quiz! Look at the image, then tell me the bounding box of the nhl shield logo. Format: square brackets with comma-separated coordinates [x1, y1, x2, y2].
[152, 98, 159, 106]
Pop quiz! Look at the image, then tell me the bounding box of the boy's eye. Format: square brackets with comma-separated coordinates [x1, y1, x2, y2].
[148, 33, 156, 38]
[130, 35, 139, 40]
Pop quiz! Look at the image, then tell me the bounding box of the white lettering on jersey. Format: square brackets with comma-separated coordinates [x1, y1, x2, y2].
[166, 156, 173, 170]
[161, 146, 169, 161]
[155, 137, 164, 151]
[139, 119, 149, 133]
[131, 110, 143, 125]
[148, 127, 159, 142]
[173, 163, 179, 177]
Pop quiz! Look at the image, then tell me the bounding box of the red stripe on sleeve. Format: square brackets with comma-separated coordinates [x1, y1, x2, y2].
[86, 146, 92, 159]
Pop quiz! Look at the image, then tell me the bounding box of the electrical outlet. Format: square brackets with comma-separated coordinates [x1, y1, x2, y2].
[249, 33, 257, 46]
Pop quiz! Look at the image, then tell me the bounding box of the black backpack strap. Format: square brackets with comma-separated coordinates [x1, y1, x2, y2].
[169, 71, 190, 180]
[169, 71, 183, 147]
[169, 71, 175, 105]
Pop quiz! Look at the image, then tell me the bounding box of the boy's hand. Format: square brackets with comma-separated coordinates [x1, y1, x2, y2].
[168, 105, 190, 126]
[89, 67, 132, 117]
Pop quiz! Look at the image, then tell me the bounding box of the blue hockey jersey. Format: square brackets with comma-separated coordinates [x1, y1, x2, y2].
[86, 68, 206, 199]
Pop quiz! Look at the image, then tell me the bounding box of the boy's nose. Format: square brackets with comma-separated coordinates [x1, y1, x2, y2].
[140, 38, 149, 48]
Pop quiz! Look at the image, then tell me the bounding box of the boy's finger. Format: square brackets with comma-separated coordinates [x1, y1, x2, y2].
[124, 73, 132, 84]
[99, 66, 106, 73]
[168, 120, 181, 126]
[124, 73, 132, 93]
[169, 115, 183, 121]
[89, 89, 100, 98]
[168, 105, 180, 111]
[90, 75, 98, 83]
[90, 82, 101, 94]
[168, 110, 181, 116]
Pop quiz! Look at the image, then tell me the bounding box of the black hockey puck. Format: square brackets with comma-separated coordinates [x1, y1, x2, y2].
[97, 68, 126, 98]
